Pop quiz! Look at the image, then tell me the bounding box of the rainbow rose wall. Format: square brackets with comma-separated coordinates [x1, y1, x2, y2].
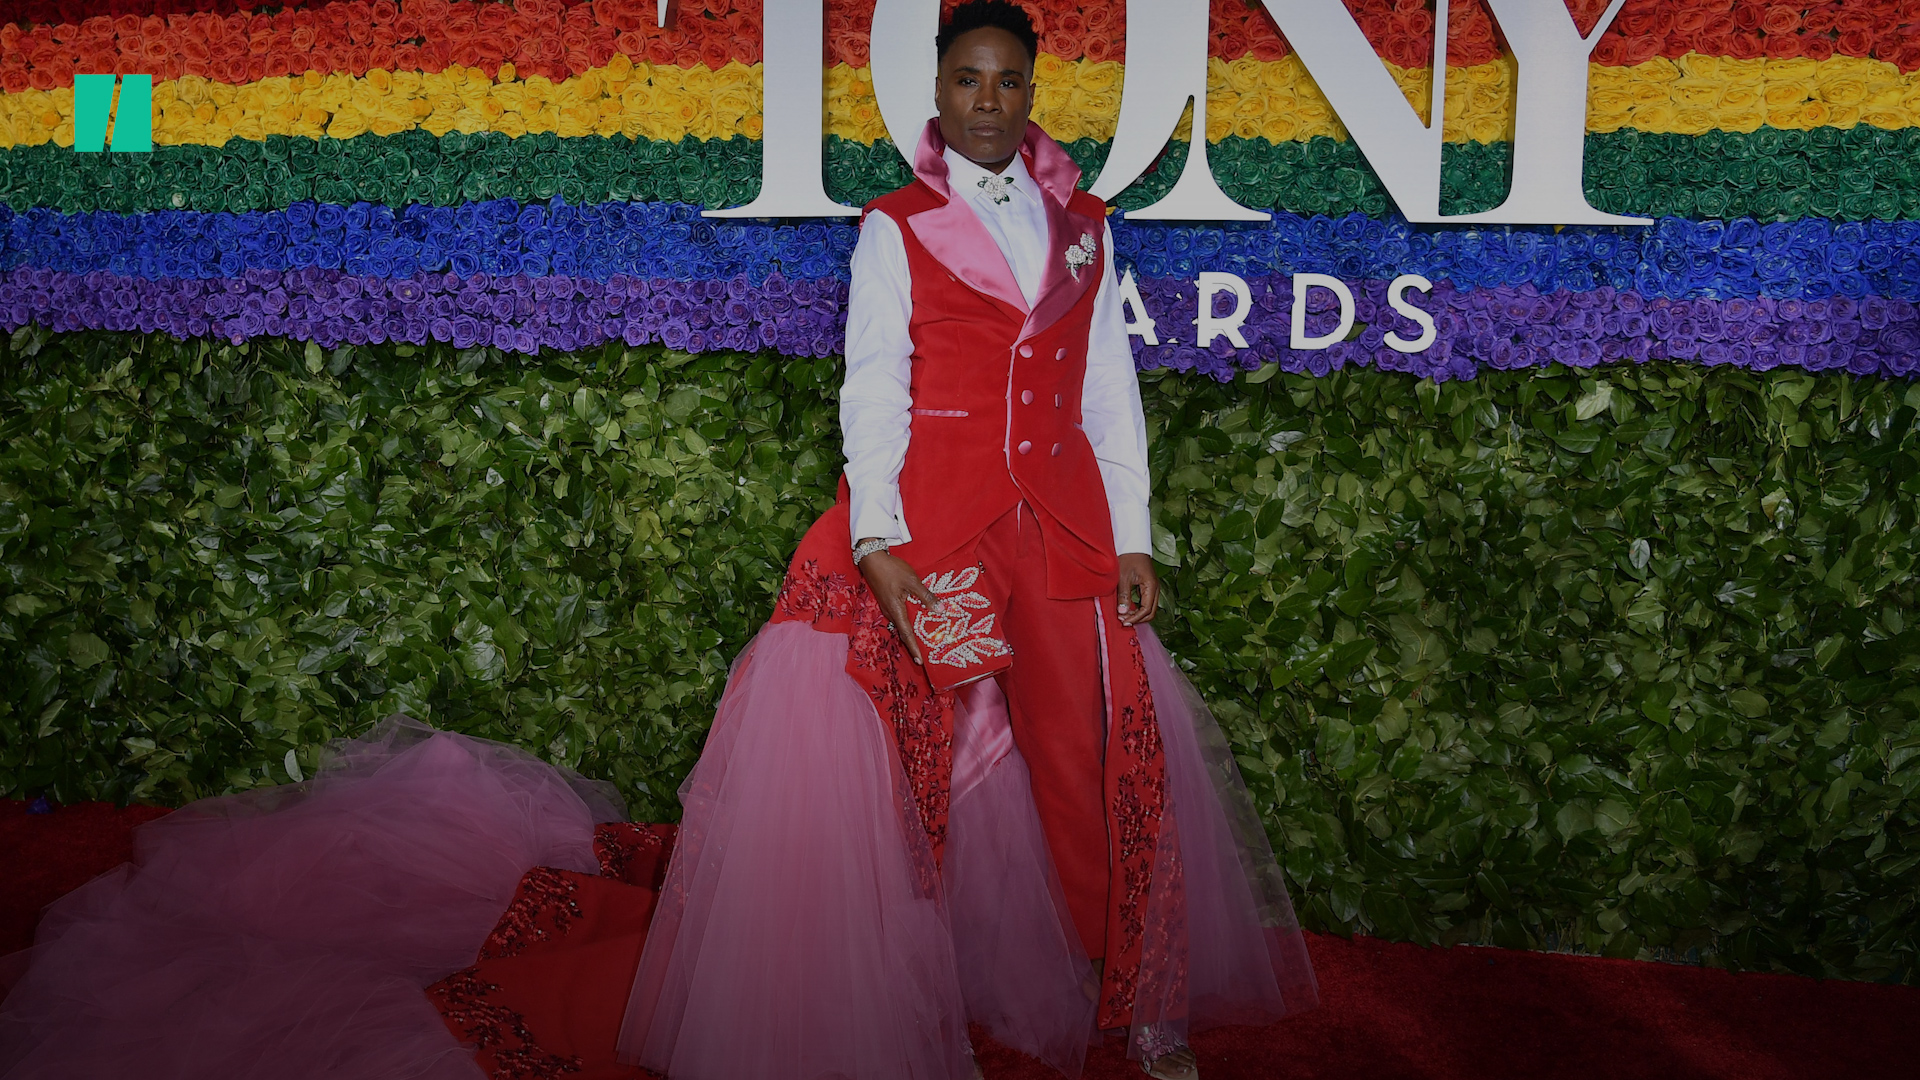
[2, 0, 1918, 983]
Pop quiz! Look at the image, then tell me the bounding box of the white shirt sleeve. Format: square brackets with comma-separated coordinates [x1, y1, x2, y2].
[1080, 220, 1153, 556]
[841, 209, 915, 545]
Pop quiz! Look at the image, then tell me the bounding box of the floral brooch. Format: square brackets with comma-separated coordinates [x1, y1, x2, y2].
[1065, 232, 1098, 281]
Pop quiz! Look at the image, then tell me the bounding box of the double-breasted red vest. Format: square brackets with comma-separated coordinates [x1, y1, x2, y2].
[861, 123, 1120, 600]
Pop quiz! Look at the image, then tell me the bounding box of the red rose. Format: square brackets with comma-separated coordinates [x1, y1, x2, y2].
[1732, 5, 1763, 32]
[1084, 5, 1113, 34]
[1725, 31, 1763, 59]
[1835, 9, 1877, 34]
[1763, 33, 1803, 60]
[1837, 28, 1874, 56]
[1083, 32, 1113, 62]
[0, 68, 28, 95]
[1759, 6, 1801, 36]
[1673, 7, 1712, 35]
[644, 36, 677, 65]
[392, 43, 420, 70]
[699, 34, 730, 68]
[830, 28, 867, 68]
[1802, 9, 1839, 34]
[615, 30, 644, 56]
[1800, 36, 1834, 61]
[1615, 4, 1669, 39]
[1590, 35, 1624, 65]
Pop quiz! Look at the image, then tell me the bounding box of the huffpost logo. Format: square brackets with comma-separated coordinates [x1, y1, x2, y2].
[73, 74, 152, 153]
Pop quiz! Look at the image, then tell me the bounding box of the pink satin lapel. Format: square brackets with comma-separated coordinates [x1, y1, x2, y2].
[1024, 192, 1102, 339]
[1020, 123, 1100, 337]
[907, 120, 1029, 316]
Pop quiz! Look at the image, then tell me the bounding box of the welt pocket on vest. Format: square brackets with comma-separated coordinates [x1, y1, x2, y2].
[910, 408, 970, 418]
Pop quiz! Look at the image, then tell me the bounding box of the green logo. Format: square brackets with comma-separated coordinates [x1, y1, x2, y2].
[74, 74, 152, 153]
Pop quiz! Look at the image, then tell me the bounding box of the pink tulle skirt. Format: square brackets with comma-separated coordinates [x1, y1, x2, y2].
[622, 621, 1317, 1079]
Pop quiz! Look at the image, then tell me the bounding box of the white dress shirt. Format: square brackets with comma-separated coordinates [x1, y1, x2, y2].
[840, 146, 1153, 557]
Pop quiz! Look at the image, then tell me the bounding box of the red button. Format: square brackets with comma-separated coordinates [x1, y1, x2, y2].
[1019, 345, 1033, 358]
[1054, 394, 1062, 407]
[1051, 443, 1062, 456]
[1021, 390, 1034, 405]
[1018, 440, 1033, 455]
[1055, 348, 1068, 360]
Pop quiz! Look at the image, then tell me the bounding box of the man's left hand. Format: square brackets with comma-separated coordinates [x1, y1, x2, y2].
[1115, 553, 1159, 625]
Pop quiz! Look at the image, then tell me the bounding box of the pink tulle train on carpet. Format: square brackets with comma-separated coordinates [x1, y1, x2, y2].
[0, 718, 622, 1080]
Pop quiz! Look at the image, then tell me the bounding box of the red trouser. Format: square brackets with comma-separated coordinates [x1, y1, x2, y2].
[974, 505, 1111, 958]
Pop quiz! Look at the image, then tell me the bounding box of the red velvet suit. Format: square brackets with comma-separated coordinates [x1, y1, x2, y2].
[770, 121, 1175, 1032]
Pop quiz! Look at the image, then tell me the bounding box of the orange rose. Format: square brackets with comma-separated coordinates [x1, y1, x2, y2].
[1759, 6, 1802, 36]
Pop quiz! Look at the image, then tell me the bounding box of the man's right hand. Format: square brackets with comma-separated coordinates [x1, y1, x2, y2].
[855, 544, 939, 665]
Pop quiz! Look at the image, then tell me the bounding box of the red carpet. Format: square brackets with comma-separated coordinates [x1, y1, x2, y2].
[4, 799, 1915, 1079]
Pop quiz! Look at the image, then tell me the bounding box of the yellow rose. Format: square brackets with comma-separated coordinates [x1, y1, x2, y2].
[1860, 108, 1908, 129]
[1629, 79, 1669, 106]
[1816, 76, 1869, 107]
[1758, 80, 1804, 107]
[1204, 109, 1231, 142]
[1669, 105, 1715, 136]
[1719, 85, 1761, 110]
[1070, 60, 1114, 95]
[1225, 56, 1262, 94]
[1677, 54, 1723, 80]
[1764, 57, 1819, 83]
[1796, 100, 1831, 127]
[1629, 102, 1675, 130]
[1260, 113, 1299, 143]
[606, 53, 633, 81]
[1292, 98, 1334, 130]
[1259, 59, 1300, 92]
[1465, 59, 1509, 87]
[1045, 111, 1084, 142]
[1588, 87, 1636, 117]
[370, 113, 409, 137]
[496, 111, 528, 137]
[741, 113, 764, 139]
[1032, 82, 1072, 116]
[1034, 53, 1071, 85]
[1463, 111, 1509, 143]
[712, 84, 756, 123]
[1232, 116, 1264, 141]
[1718, 107, 1764, 134]
[1671, 80, 1726, 107]
[682, 66, 714, 95]
[326, 111, 367, 139]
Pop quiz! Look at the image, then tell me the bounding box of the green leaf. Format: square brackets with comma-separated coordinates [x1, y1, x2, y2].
[68, 632, 110, 669]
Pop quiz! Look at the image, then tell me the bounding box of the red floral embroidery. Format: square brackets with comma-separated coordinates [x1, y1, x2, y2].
[593, 821, 677, 890]
[428, 967, 585, 1079]
[478, 867, 584, 961]
[774, 556, 956, 865]
[1096, 624, 1176, 1031]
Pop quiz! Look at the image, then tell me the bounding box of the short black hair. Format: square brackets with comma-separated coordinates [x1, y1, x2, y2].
[935, 0, 1039, 65]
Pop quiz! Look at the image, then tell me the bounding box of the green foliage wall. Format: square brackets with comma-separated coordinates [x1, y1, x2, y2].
[3, 329, 1917, 983]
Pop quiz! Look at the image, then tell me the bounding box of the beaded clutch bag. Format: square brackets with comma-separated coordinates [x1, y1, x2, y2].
[901, 563, 1014, 691]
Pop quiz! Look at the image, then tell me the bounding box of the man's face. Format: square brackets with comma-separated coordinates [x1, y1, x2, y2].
[934, 27, 1034, 172]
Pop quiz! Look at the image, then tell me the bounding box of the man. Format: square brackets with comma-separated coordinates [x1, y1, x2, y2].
[622, 5, 1315, 1078]
[843, 3, 1191, 1077]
